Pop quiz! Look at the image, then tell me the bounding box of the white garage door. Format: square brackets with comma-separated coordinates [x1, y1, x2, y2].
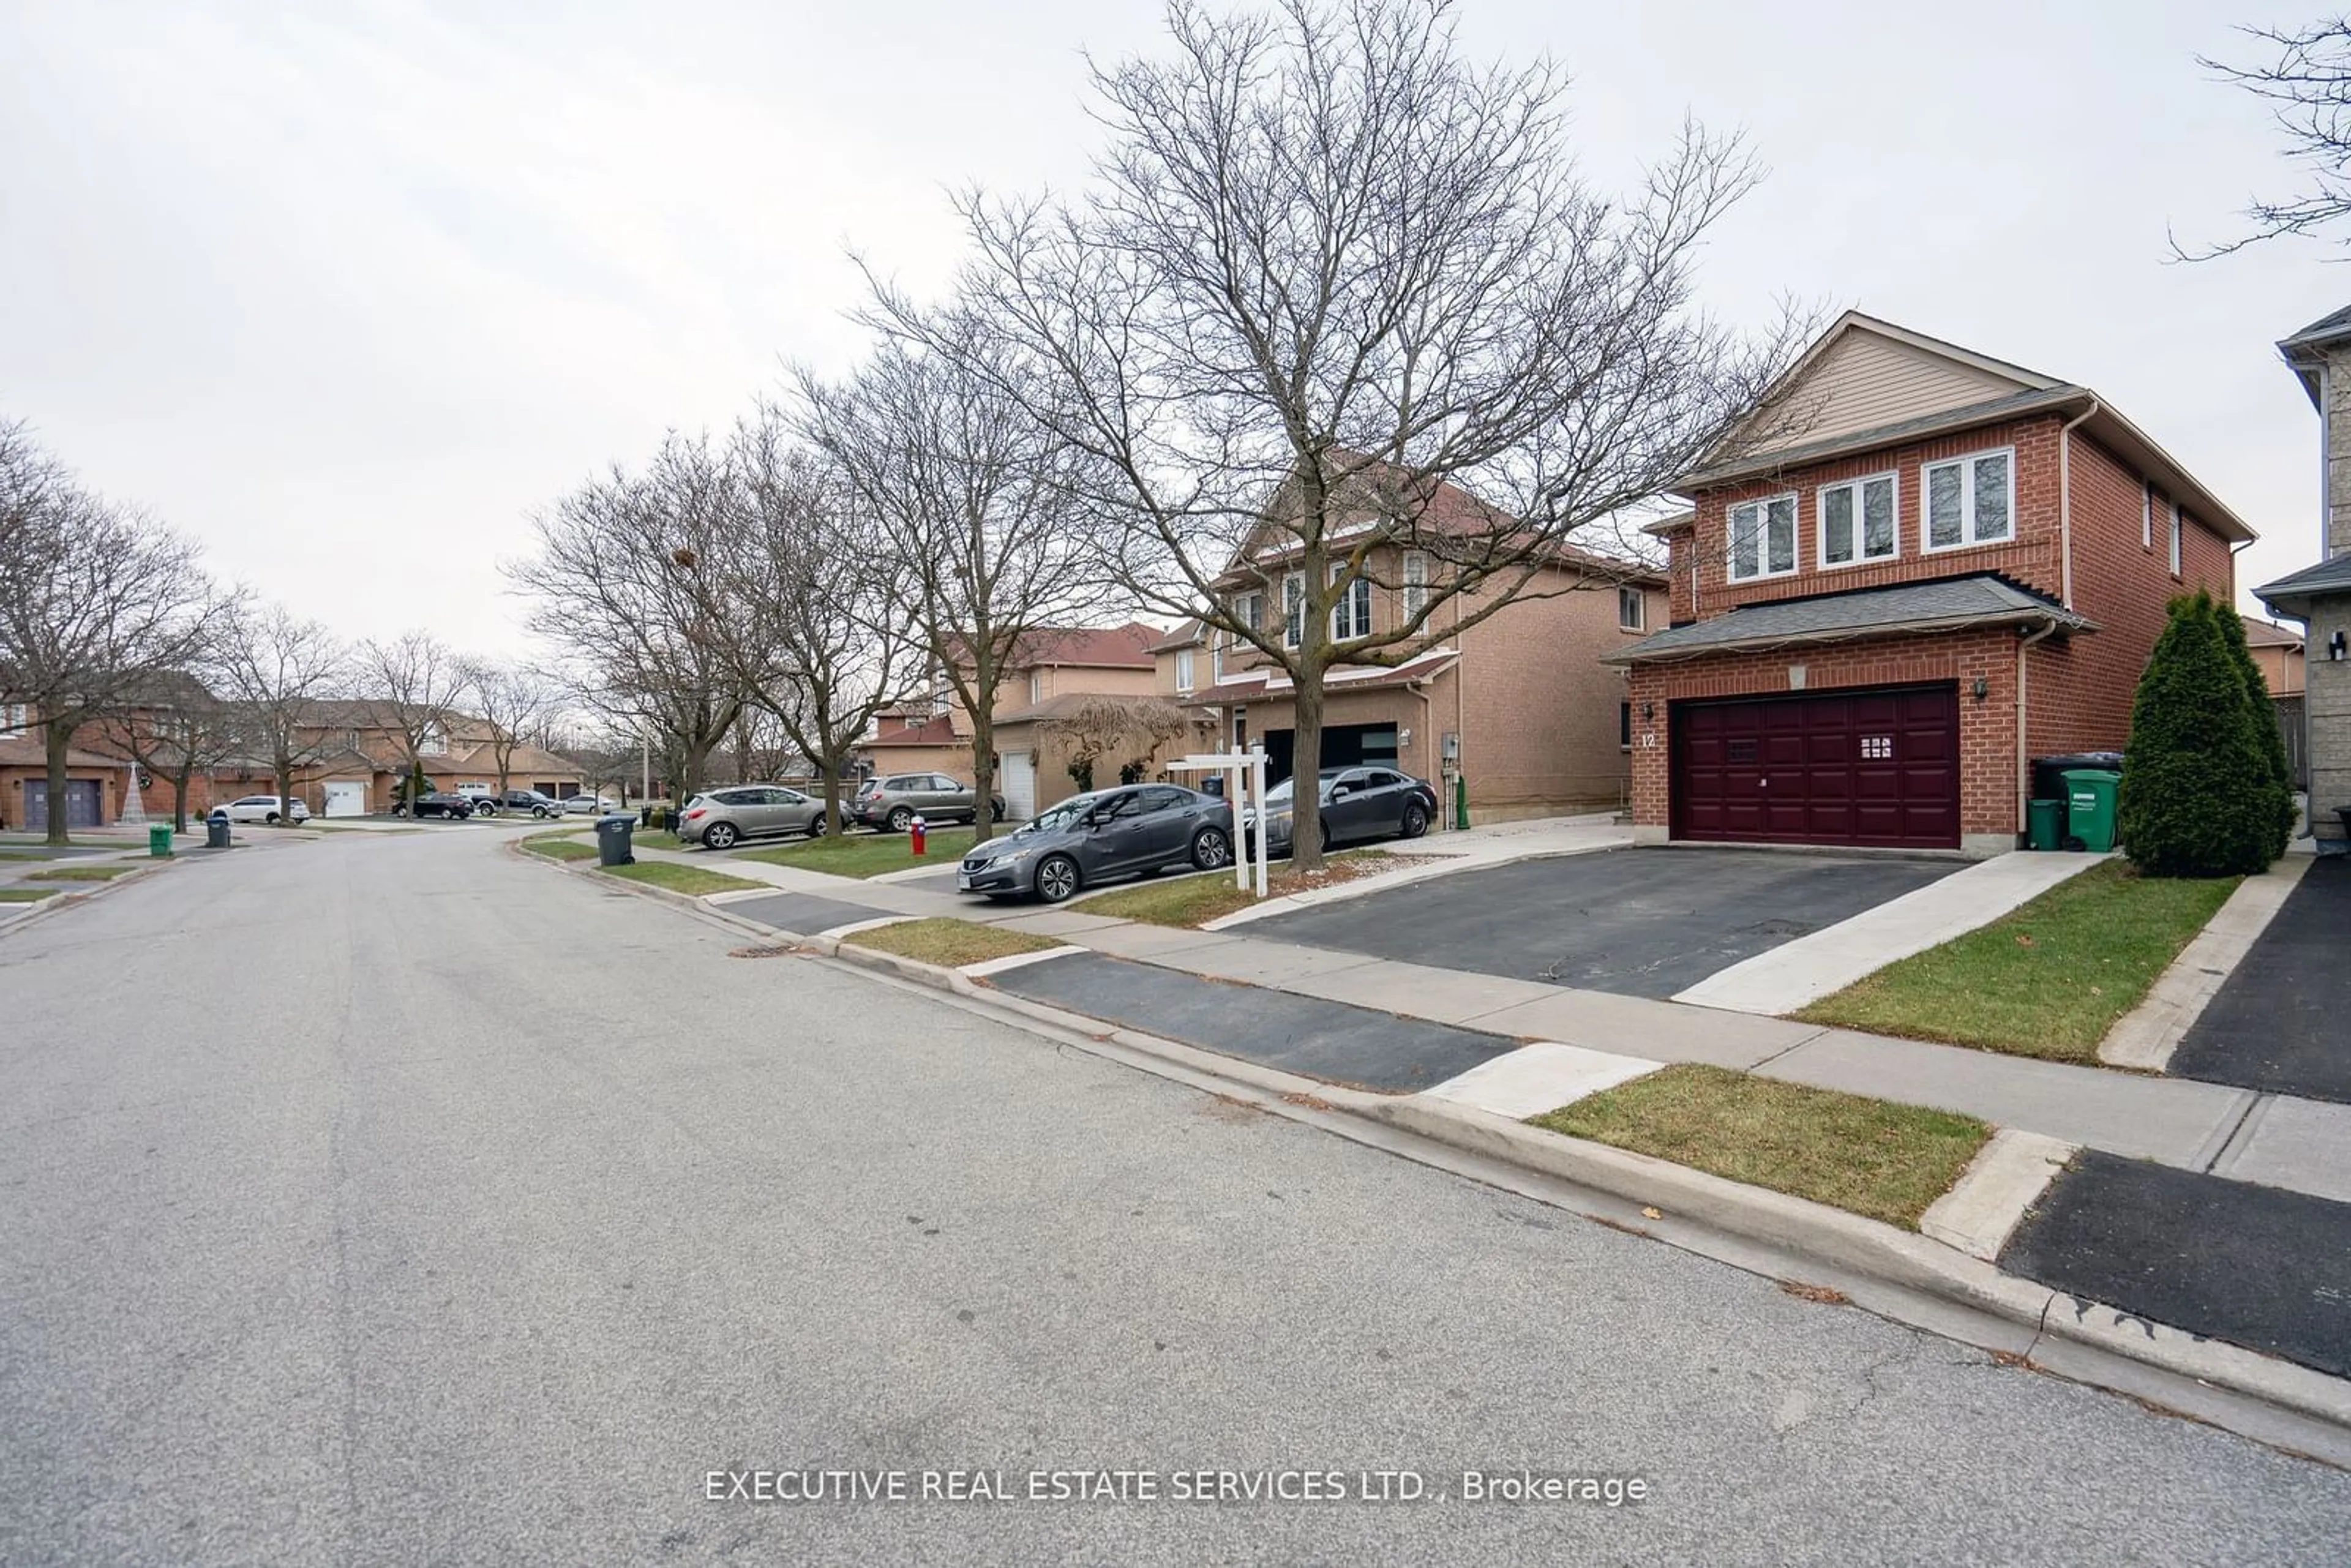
[323, 781, 368, 817]
[1000, 752, 1035, 822]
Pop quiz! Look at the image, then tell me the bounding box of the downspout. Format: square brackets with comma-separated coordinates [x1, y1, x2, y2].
[2015, 619, 2059, 837]
[2057, 400, 2101, 610]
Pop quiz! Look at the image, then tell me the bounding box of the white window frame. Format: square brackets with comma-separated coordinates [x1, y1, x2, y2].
[1212, 636, 1224, 684]
[1617, 585, 1645, 631]
[2169, 503, 2183, 577]
[1, 702, 27, 733]
[1815, 471, 1900, 570]
[1401, 550, 1428, 624]
[1028, 672, 1043, 706]
[1329, 562, 1371, 642]
[1726, 492, 1799, 583]
[1919, 446, 2016, 553]
[1174, 648, 1195, 694]
[1281, 572, 1305, 650]
[2142, 485, 2154, 550]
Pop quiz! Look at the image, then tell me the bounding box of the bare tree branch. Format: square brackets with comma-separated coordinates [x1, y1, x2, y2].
[2177, 18, 2351, 258]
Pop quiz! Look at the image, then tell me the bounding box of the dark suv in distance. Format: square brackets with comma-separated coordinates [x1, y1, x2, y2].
[853, 772, 1007, 833]
[470, 789, 562, 819]
[393, 791, 475, 819]
[954, 784, 1234, 902]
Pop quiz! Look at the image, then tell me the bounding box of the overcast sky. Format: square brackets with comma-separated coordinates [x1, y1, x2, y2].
[2, 1, 2341, 656]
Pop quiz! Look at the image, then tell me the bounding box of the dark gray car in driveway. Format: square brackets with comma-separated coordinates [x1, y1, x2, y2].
[1242, 766, 1438, 857]
[955, 784, 1234, 901]
[853, 772, 1007, 833]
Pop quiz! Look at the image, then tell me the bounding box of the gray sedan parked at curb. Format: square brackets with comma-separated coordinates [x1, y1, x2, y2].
[677, 785, 829, 850]
[955, 784, 1233, 902]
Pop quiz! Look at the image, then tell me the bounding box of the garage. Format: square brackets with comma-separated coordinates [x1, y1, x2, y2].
[24, 779, 105, 831]
[1671, 684, 1959, 850]
[1000, 752, 1036, 822]
[322, 781, 368, 817]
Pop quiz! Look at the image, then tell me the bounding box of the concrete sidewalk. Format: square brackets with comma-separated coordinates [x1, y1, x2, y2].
[1047, 922, 2351, 1204]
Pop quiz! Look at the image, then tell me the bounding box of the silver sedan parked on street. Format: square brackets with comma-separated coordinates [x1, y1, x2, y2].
[676, 785, 829, 850]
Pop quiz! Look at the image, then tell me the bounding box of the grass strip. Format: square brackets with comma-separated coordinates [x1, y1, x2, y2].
[599, 860, 765, 896]
[522, 838, 599, 863]
[841, 917, 1064, 969]
[1073, 852, 1384, 928]
[1529, 1063, 1992, 1230]
[1792, 860, 2241, 1062]
[734, 826, 978, 878]
[0, 887, 62, 902]
[28, 865, 138, 882]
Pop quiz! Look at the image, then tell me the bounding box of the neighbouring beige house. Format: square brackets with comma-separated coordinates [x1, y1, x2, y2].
[2244, 617, 2307, 696]
[1161, 473, 1667, 823]
[857, 623, 1187, 819]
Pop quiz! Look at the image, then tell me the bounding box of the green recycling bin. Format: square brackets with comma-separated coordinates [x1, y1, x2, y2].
[148, 822, 173, 858]
[2061, 768, 2121, 853]
[2026, 798, 2064, 852]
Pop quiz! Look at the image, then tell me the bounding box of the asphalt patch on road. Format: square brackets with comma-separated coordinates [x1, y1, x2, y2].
[725, 892, 899, 937]
[1247, 847, 1959, 997]
[984, 951, 1514, 1093]
[2000, 1149, 2351, 1379]
[2167, 859, 2351, 1105]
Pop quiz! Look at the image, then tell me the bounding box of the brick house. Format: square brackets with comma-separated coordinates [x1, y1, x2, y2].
[1164, 484, 1668, 822]
[1608, 312, 2249, 857]
[858, 623, 1180, 820]
[2257, 305, 2351, 850]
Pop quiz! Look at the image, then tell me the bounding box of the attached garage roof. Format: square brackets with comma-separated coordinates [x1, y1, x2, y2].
[2255, 553, 2351, 617]
[1600, 576, 2093, 665]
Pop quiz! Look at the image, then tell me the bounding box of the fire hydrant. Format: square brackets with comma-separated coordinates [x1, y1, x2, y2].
[910, 814, 928, 855]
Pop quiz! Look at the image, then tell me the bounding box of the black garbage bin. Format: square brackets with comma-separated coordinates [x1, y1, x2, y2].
[597, 813, 636, 866]
[205, 809, 232, 849]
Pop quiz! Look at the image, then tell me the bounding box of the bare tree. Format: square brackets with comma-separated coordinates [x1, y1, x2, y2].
[461, 661, 562, 796]
[508, 435, 746, 804]
[2178, 19, 2351, 257]
[680, 410, 924, 834]
[798, 323, 1106, 842]
[1041, 693, 1194, 792]
[872, 0, 1798, 866]
[0, 421, 228, 843]
[97, 672, 244, 834]
[222, 605, 350, 823]
[358, 631, 467, 809]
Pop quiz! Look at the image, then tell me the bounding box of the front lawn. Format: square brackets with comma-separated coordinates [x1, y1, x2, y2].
[599, 861, 765, 897]
[0, 887, 61, 902]
[1793, 860, 2241, 1063]
[28, 865, 138, 882]
[735, 827, 977, 879]
[1528, 1063, 1992, 1230]
[1073, 852, 1387, 928]
[841, 917, 1064, 969]
[522, 836, 599, 863]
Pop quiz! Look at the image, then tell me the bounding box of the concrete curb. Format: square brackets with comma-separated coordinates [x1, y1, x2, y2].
[552, 844, 2351, 1443]
[2099, 857, 2313, 1071]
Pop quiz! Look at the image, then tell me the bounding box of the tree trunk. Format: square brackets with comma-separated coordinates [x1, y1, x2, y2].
[276, 765, 296, 827]
[170, 762, 193, 833]
[818, 746, 847, 835]
[1289, 666, 1327, 871]
[970, 708, 997, 844]
[42, 718, 73, 846]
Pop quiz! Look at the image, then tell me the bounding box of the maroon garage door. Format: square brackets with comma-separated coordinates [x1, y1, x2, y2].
[1671, 685, 1960, 850]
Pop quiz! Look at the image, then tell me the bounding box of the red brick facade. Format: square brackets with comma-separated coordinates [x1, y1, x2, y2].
[1642, 411, 2238, 852]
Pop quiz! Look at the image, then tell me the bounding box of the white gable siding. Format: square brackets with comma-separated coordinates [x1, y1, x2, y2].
[1748, 328, 2032, 456]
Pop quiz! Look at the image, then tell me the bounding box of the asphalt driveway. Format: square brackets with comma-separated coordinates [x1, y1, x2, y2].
[1248, 846, 1960, 999]
[2167, 858, 2351, 1104]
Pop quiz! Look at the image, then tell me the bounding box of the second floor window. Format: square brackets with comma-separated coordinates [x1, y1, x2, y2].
[1175, 648, 1195, 693]
[2169, 503, 2183, 576]
[1029, 672, 1043, 706]
[3, 702, 29, 732]
[1728, 493, 1797, 582]
[1618, 586, 1645, 631]
[1402, 551, 1428, 623]
[1922, 448, 2013, 551]
[1819, 474, 1897, 567]
[1329, 564, 1371, 641]
[1283, 572, 1305, 649]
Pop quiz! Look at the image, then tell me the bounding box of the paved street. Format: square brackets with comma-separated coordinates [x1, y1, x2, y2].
[4, 830, 2349, 1565]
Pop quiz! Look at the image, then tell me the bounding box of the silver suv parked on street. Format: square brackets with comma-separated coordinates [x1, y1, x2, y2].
[852, 773, 1006, 833]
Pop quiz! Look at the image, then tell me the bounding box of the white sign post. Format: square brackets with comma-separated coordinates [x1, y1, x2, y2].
[1168, 748, 1269, 899]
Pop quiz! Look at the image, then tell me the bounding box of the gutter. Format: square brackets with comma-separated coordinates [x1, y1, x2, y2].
[2014, 621, 2059, 835]
[2057, 399, 2101, 610]
[1600, 607, 2094, 666]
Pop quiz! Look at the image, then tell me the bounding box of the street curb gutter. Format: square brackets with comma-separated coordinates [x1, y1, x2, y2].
[546, 848, 2351, 1453]
[0, 857, 181, 940]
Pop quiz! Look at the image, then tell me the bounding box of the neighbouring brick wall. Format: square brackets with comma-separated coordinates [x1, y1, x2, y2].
[2027, 433, 2235, 760]
[1684, 416, 2066, 613]
[1453, 568, 1660, 811]
[1624, 628, 2022, 838]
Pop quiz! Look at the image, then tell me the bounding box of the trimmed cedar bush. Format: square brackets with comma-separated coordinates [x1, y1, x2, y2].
[2211, 602, 2298, 860]
[2118, 593, 2290, 877]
